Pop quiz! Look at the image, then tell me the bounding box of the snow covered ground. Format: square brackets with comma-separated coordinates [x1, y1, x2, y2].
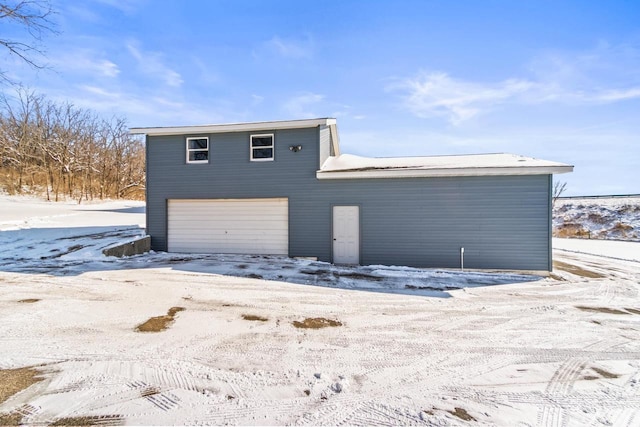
[1, 195, 640, 426]
[554, 237, 640, 263]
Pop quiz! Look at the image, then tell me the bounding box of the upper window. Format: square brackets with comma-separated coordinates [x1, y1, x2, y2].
[250, 134, 274, 161]
[186, 137, 209, 164]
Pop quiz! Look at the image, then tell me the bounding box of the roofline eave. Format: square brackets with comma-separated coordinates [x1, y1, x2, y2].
[316, 165, 574, 179]
[130, 118, 336, 136]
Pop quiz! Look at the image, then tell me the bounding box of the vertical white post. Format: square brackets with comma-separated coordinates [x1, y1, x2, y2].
[460, 247, 465, 271]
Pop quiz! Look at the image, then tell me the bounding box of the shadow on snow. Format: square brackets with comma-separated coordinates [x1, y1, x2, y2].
[0, 225, 542, 298]
[75, 205, 146, 214]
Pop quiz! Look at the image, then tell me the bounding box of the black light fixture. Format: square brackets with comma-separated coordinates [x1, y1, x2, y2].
[289, 145, 302, 152]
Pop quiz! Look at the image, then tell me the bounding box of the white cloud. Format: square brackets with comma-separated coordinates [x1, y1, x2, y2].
[73, 85, 223, 126]
[49, 49, 120, 78]
[528, 41, 640, 85]
[98, 60, 120, 77]
[391, 44, 640, 124]
[391, 71, 640, 124]
[251, 94, 264, 105]
[192, 58, 220, 85]
[126, 42, 183, 87]
[282, 92, 325, 118]
[390, 72, 535, 124]
[80, 85, 116, 98]
[588, 87, 640, 102]
[93, 0, 144, 14]
[64, 0, 143, 23]
[260, 36, 313, 59]
[64, 5, 101, 22]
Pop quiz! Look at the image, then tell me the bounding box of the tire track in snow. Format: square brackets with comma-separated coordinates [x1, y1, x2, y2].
[299, 399, 424, 426]
[538, 358, 588, 427]
[38, 360, 204, 420]
[461, 347, 640, 364]
[606, 364, 640, 426]
[193, 397, 309, 425]
[609, 408, 639, 427]
[347, 400, 427, 426]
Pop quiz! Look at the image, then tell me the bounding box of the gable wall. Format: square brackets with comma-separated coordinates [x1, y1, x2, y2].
[146, 127, 552, 270]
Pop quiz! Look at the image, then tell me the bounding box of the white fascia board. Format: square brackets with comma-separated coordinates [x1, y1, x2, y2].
[316, 165, 574, 179]
[130, 118, 336, 136]
[329, 123, 341, 156]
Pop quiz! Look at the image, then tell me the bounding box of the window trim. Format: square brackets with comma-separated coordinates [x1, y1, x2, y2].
[186, 136, 209, 164]
[250, 133, 274, 162]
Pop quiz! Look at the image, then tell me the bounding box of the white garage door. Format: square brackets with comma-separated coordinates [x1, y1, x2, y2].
[168, 198, 288, 255]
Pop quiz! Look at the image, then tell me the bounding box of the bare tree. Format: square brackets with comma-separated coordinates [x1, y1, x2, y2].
[0, 0, 57, 85]
[552, 181, 567, 208]
[0, 89, 42, 192]
[0, 89, 145, 201]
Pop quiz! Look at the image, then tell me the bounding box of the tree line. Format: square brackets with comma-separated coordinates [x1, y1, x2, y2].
[0, 89, 145, 201]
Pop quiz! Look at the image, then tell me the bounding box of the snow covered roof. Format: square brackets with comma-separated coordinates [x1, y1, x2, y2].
[317, 153, 573, 179]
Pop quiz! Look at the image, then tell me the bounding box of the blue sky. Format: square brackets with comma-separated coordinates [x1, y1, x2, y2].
[3, 0, 640, 195]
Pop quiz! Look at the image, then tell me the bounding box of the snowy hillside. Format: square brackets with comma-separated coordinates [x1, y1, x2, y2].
[553, 196, 640, 241]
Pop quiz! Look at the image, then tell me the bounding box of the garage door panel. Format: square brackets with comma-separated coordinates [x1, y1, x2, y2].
[168, 198, 288, 255]
[169, 216, 286, 223]
[169, 228, 287, 236]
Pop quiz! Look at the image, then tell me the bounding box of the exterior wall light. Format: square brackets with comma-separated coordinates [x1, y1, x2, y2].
[289, 145, 302, 152]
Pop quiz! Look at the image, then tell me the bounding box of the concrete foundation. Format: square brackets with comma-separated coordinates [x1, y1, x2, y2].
[103, 236, 151, 258]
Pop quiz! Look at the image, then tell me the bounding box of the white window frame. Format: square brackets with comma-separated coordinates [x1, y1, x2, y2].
[250, 134, 274, 162]
[186, 137, 209, 164]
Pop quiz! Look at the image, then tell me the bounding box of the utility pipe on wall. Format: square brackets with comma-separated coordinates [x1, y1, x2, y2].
[460, 247, 465, 271]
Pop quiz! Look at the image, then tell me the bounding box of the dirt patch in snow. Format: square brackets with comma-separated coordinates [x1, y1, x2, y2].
[0, 411, 22, 426]
[554, 223, 591, 238]
[553, 261, 605, 278]
[591, 366, 620, 379]
[17, 298, 39, 303]
[0, 367, 44, 404]
[135, 307, 185, 332]
[141, 387, 161, 397]
[448, 407, 476, 421]
[242, 314, 269, 322]
[625, 308, 640, 315]
[611, 222, 633, 231]
[424, 407, 476, 422]
[292, 317, 342, 329]
[50, 415, 124, 426]
[576, 306, 630, 315]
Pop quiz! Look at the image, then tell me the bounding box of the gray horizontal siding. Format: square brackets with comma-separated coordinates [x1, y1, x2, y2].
[315, 175, 550, 270]
[146, 127, 551, 270]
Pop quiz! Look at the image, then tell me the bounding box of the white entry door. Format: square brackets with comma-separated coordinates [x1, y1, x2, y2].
[333, 206, 360, 264]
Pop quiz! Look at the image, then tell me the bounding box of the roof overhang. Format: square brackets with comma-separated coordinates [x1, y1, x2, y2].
[316, 165, 574, 179]
[130, 118, 336, 136]
[317, 153, 573, 179]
